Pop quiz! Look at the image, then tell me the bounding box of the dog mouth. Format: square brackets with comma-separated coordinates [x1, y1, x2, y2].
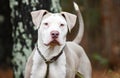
[44, 39, 61, 46]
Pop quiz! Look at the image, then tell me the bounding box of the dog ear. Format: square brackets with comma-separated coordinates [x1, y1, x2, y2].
[61, 12, 77, 32]
[31, 10, 48, 29]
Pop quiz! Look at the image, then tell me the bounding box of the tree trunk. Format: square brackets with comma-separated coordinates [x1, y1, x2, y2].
[101, 0, 120, 69]
[101, 0, 112, 58]
[10, 0, 61, 78]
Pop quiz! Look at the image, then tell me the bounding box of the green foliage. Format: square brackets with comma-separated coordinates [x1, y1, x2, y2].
[92, 53, 108, 66]
[76, 72, 83, 78]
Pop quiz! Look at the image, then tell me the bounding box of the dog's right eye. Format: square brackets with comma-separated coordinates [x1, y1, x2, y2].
[44, 23, 48, 26]
[60, 23, 64, 27]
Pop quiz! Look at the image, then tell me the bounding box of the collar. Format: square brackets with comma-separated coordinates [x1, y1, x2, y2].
[36, 44, 65, 78]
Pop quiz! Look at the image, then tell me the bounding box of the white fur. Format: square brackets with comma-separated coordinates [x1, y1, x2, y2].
[30, 14, 67, 78]
[39, 14, 68, 46]
[26, 7, 92, 78]
[31, 49, 66, 78]
[73, 2, 79, 11]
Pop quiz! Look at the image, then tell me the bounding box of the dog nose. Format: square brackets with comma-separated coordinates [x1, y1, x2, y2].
[51, 31, 59, 39]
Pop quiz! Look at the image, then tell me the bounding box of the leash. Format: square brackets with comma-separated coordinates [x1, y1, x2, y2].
[36, 44, 64, 78]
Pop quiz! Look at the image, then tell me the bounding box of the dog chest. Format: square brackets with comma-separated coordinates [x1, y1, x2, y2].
[31, 50, 66, 78]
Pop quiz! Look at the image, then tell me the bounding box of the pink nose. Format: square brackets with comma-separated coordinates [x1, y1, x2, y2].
[50, 31, 59, 39]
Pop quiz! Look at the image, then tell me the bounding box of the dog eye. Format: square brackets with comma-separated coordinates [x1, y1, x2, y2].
[60, 23, 64, 27]
[44, 23, 48, 26]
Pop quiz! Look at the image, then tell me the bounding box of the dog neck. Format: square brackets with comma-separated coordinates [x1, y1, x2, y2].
[37, 39, 65, 60]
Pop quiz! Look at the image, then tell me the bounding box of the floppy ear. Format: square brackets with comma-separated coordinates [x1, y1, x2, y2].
[61, 12, 77, 32]
[31, 10, 48, 29]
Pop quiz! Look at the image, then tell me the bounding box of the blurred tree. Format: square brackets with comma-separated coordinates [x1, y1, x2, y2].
[101, 0, 120, 69]
[0, 0, 12, 67]
[10, 0, 61, 78]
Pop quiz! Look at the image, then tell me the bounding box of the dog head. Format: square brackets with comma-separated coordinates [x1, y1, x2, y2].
[31, 10, 77, 46]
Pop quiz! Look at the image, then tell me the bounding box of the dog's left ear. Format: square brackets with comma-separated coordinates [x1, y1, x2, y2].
[61, 12, 77, 32]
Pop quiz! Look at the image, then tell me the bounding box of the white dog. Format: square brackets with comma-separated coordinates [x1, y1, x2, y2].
[25, 2, 92, 78]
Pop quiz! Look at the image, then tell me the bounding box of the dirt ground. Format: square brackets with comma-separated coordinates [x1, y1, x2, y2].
[0, 67, 13, 78]
[93, 69, 120, 78]
[0, 67, 120, 78]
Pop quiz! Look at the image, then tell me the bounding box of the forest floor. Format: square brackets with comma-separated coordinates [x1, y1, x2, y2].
[93, 68, 120, 78]
[0, 67, 120, 78]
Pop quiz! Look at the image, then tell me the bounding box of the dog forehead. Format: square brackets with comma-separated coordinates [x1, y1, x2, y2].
[42, 14, 67, 23]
